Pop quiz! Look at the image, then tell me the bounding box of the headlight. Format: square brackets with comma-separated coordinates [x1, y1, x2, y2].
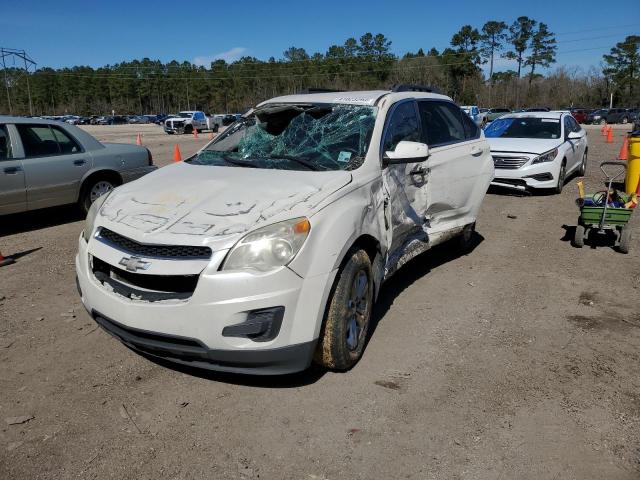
[82, 191, 110, 242]
[222, 217, 311, 272]
[532, 148, 558, 164]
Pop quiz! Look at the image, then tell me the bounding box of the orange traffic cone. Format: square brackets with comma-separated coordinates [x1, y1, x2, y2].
[600, 122, 607, 136]
[193, 128, 198, 139]
[606, 127, 614, 144]
[136, 133, 142, 145]
[0, 250, 15, 267]
[173, 144, 182, 162]
[618, 135, 629, 160]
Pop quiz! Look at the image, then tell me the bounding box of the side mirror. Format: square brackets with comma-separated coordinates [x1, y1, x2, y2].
[567, 131, 582, 140]
[383, 141, 430, 165]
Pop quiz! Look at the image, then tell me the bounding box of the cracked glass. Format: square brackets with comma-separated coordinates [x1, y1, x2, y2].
[190, 104, 377, 171]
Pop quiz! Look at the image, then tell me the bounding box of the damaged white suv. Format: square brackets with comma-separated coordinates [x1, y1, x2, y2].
[76, 86, 494, 374]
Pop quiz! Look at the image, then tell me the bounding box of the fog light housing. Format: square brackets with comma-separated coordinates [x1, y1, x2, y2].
[222, 306, 284, 342]
[525, 172, 554, 181]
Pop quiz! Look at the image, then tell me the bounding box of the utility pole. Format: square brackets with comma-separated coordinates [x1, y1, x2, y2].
[609, 92, 613, 109]
[0, 48, 36, 115]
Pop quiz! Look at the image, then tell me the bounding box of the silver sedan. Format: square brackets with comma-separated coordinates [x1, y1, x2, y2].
[0, 116, 157, 215]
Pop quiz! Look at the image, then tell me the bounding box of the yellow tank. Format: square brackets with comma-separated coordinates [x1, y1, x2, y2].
[626, 133, 640, 194]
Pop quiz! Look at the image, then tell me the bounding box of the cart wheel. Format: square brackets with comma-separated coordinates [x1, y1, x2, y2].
[572, 225, 585, 248]
[618, 226, 631, 254]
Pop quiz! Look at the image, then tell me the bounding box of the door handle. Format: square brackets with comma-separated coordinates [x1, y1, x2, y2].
[471, 146, 483, 157]
[3, 166, 22, 174]
[73, 159, 86, 166]
[409, 165, 428, 176]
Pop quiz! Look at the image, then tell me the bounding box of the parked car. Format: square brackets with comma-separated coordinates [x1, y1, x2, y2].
[97, 116, 128, 125]
[76, 87, 494, 375]
[586, 109, 609, 124]
[483, 108, 511, 123]
[164, 111, 220, 134]
[524, 107, 550, 112]
[153, 114, 170, 125]
[460, 105, 483, 126]
[605, 108, 635, 124]
[128, 115, 150, 124]
[0, 116, 157, 215]
[484, 111, 587, 194]
[570, 108, 591, 124]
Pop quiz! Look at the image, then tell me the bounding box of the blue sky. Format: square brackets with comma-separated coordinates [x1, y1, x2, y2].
[2, 0, 639, 74]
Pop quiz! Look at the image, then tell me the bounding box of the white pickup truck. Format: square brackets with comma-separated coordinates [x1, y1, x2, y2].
[164, 111, 222, 134]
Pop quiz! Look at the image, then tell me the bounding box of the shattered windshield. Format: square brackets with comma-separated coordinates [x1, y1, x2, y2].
[188, 103, 377, 171]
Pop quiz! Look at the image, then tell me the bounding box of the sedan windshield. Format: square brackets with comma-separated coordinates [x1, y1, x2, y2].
[188, 103, 377, 171]
[484, 117, 561, 139]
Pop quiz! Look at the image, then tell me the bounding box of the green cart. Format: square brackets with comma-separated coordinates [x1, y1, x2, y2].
[572, 161, 635, 253]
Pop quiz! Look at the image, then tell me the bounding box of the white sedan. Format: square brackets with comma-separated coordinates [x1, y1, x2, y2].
[484, 111, 588, 193]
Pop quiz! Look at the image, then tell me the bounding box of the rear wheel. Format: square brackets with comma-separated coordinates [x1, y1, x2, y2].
[80, 178, 115, 213]
[314, 248, 373, 371]
[578, 150, 588, 176]
[572, 225, 585, 248]
[618, 226, 631, 254]
[554, 161, 567, 194]
[457, 222, 476, 253]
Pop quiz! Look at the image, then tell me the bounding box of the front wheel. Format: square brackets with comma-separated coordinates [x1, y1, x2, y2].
[314, 249, 373, 371]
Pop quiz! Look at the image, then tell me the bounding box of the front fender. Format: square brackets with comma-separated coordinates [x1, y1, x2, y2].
[288, 178, 387, 279]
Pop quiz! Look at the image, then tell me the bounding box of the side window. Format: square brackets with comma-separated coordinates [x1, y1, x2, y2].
[569, 117, 581, 133]
[459, 108, 480, 140]
[382, 101, 420, 153]
[0, 125, 11, 160]
[563, 117, 573, 136]
[418, 101, 466, 147]
[16, 124, 61, 157]
[51, 126, 81, 154]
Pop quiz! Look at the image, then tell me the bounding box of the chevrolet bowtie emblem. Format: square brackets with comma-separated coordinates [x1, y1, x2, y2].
[118, 256, 150, 272]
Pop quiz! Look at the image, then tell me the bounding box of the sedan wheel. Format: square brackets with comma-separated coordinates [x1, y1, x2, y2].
[81, 178, 115, 213]
[554, 162, 566, 194]
[578, 150, 588, 176]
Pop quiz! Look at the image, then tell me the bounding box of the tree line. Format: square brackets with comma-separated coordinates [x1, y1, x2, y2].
[1, 20, 638, 116]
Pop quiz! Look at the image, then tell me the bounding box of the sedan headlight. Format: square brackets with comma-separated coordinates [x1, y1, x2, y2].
[82, 192, 110, 242]
[222, 217, 311, 272]
[532, 148, 559, 164]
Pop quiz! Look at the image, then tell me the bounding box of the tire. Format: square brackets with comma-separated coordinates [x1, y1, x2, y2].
[622, 117, 628, 124]
[314, 248, 374, 371]
[578, 150, 588, 176]
[184, 125, 193, 135]
[457, 222, 476, 253]
[572, 225, 585, 248]
[554, 160, 567, 194]
[80, 177, 115, 213]
[618, 226, 631, 254]
[599, 118, 606, 125]
[213, 124, 219, 133]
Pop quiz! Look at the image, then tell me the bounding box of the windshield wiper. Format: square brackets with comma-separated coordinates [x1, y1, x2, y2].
[268, 155, 320, 171]
[220, 155, 260, 168]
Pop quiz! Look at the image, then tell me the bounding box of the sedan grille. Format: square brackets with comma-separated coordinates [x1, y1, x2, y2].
[492, 156, 529, 169]
[98, 228, 212, 259]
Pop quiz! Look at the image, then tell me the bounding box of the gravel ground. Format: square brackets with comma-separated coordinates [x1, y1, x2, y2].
[1, 124, 639, 479]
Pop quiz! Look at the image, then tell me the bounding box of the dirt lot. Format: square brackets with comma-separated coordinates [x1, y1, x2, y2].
[1, 124, 639, 479]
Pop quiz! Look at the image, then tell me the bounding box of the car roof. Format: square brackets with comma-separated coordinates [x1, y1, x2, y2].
[257, 89, 451, 107]
[500, 111, 565, 119]
[0, 115, 70, 124]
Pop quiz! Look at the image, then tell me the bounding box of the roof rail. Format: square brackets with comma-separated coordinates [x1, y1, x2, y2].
[390, 84, 443, 94]
[297, 88, 344, 94]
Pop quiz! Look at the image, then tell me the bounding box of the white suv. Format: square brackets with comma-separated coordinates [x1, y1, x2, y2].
[76, 87, 494, 374]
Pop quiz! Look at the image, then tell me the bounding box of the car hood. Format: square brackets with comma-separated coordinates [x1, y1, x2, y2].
[486, 137, 561, 155]
[97, 162, 352, 251]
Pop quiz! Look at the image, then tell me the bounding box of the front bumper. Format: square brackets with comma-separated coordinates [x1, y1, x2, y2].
[490, 155, 559, 191]
[75, 234, 334, 374]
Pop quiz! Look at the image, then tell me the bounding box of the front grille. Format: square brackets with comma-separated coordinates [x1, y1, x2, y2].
[98, 228, 211, 259]
[493, 156, 529, 169]
[91, 256, 198, 301]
